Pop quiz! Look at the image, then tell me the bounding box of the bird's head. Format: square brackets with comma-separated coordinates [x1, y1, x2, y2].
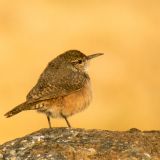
[59, 50, 103, 72]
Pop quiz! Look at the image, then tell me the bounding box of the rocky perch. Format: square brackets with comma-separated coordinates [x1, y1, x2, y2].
[0, 128, 160, 160]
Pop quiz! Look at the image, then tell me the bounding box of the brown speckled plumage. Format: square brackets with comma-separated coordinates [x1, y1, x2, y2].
[4, 50, 103, 128]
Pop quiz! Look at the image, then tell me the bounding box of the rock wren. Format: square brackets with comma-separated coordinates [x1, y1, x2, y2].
[4, 50, 103, 128]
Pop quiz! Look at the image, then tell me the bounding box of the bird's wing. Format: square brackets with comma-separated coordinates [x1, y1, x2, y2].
[26, 65, 88, 103]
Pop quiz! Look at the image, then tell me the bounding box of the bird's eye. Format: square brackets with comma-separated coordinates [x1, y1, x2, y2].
[71, 59, 83, 65]
[78, 60, 82, 64]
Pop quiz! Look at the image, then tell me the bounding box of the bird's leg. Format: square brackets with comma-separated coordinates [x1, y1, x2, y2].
[61, 114, 71, 128]
[46, 115, 52, 128]
[64, 116, 71, 128]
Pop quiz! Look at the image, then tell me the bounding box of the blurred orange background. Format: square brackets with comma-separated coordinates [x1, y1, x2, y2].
[0, 0, 160, 144]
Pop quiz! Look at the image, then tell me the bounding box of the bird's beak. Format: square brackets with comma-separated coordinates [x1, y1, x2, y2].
[87, 53, 104, 60]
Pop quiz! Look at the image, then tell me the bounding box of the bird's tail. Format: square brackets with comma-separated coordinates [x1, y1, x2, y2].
[4, 101, 36, 118]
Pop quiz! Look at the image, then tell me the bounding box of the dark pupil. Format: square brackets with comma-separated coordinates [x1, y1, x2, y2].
[78, 60, 82, 64]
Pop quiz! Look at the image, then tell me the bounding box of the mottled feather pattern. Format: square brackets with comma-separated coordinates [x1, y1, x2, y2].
[4, 101, 38, 117]
[4, 50, 102, 129]
[27, 61, 88, 102]
[5, 50, 90, 117]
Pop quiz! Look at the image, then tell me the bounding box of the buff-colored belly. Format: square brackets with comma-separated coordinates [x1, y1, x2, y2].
[38, 80, 92, 118]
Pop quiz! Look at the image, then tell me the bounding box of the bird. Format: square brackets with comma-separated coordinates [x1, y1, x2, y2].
[4, 50, 103, 128]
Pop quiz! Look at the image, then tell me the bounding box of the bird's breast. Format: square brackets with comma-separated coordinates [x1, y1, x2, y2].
[61, 78, 92, 117]
[42, 78, 92, 118]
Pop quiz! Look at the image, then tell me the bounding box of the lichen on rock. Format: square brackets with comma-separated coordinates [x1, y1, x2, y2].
[0, 128, 160, 160]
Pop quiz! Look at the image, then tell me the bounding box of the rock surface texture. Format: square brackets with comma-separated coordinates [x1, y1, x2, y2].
[0, 128, 160, 160]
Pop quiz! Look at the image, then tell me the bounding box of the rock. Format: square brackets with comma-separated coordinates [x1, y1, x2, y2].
[0, 128, 160, 160]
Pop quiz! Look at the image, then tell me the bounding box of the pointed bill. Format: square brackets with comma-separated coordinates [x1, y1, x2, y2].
[87, 53, 104, 60]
